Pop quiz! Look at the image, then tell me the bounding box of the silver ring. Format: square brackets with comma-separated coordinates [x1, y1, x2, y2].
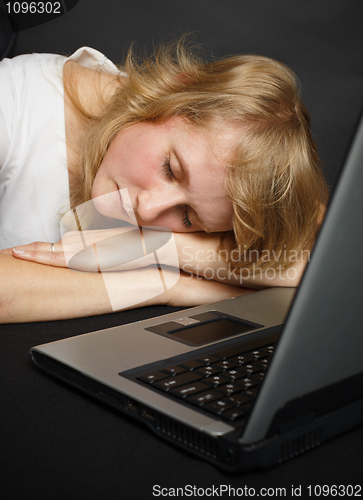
[51, 242, 55, 252]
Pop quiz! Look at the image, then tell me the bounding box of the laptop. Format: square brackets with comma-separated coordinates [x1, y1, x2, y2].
[30, 111, 363, 472]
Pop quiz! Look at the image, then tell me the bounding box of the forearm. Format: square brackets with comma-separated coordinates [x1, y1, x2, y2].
[0, 255, 252, 323]
[166, 270, 254, 308]
[0, 255, 167, 323]
[173, 232, 308, 288]
[0, 254, 110, 322]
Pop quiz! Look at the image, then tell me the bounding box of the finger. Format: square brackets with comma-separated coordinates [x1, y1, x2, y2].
[12, 248, 68, 268]
[12, 241, 62, 253]
[0, 248, 13, 255]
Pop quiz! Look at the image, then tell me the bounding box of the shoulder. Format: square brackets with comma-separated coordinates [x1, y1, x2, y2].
[0, 52, 66, 169]
[64, 60, 120, 98]
[0, 52, 65, 86]
[64, 46, 121, 74]
[63, 57, 123, 117]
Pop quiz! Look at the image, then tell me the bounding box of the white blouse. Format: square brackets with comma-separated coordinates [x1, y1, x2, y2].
[0, 47, 119, 249]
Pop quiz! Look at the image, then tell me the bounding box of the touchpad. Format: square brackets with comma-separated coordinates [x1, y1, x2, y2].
[145, 311, 263, 346]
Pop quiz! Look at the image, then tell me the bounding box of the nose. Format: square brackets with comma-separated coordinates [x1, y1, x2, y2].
[136, 187, 186, 223]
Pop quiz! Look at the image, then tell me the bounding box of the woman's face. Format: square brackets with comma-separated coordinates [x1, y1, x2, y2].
[92, 117, 235, 232]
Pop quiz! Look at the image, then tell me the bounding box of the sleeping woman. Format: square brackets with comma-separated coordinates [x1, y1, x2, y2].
[0, 39, 328, 323]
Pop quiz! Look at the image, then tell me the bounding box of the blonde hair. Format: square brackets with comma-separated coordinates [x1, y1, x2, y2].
[67, 38, 329, 270]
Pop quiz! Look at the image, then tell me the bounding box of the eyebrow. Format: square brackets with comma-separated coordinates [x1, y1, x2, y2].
[174, 149, 212, 233]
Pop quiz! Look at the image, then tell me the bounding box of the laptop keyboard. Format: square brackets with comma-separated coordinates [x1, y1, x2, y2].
[135, 341, 276, 426]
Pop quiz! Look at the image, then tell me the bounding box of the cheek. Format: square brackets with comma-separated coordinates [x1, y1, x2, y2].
[95, 129, 162, 191]
[126, 156, 159, 186]
[91, 157, 116, 199]
[91, 170, 102, 198]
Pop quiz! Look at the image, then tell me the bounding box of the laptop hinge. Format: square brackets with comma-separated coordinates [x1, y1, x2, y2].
[267, 370, 363, 436]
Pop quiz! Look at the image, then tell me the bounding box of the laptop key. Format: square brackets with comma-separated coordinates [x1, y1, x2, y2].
[244, 387, 260, 399]
[243, 363, 263, 374]
[228, 355, 251, 366]
[244, 349, 266, 361]
[197, 355, 220, 366]
[266, 345, 276, 355]
[179, 360, 203, 371]
[220, 368, 248, 381]
[252, 359, 270, 371]
[258, 347, 275, 357]
[137, 371, 169, 384]
[225, 394, 254, 407]
[170, 382, 211, 399]
[204, 399, 234, 415]
[213, 360, 236, 371]
[236, 377, 258, 390]
[194, 366, 221, 378]
[162, 365, 187, 377]
[222, 408, 249, 422]
[216, 383, 243, 396]
[250, 372, 265, 383]
[189, 390, 221, 407]
[203, 375, 225, 388]
[154, 372, 201, 391]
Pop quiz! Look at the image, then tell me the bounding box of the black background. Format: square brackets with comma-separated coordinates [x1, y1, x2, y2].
[8, 0, 363, 188]
[1, 1, 363, 499]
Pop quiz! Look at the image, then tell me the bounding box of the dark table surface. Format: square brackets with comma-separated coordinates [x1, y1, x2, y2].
[2, 306, 363, 500]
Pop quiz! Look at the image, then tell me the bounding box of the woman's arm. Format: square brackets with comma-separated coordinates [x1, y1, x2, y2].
[0, 253, 111, 322]
[3, 228, 310, 289]
[0, 254, 251, 323]
[172, 232, 309, 288]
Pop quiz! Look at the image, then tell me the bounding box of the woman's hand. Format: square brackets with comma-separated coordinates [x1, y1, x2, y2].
[1, 239, 68, 267]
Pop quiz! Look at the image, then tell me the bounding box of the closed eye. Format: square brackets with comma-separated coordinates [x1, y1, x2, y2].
[182, 206, 192, 229]
[163, 158, 192, 229]
[163, 158, 175, 180]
